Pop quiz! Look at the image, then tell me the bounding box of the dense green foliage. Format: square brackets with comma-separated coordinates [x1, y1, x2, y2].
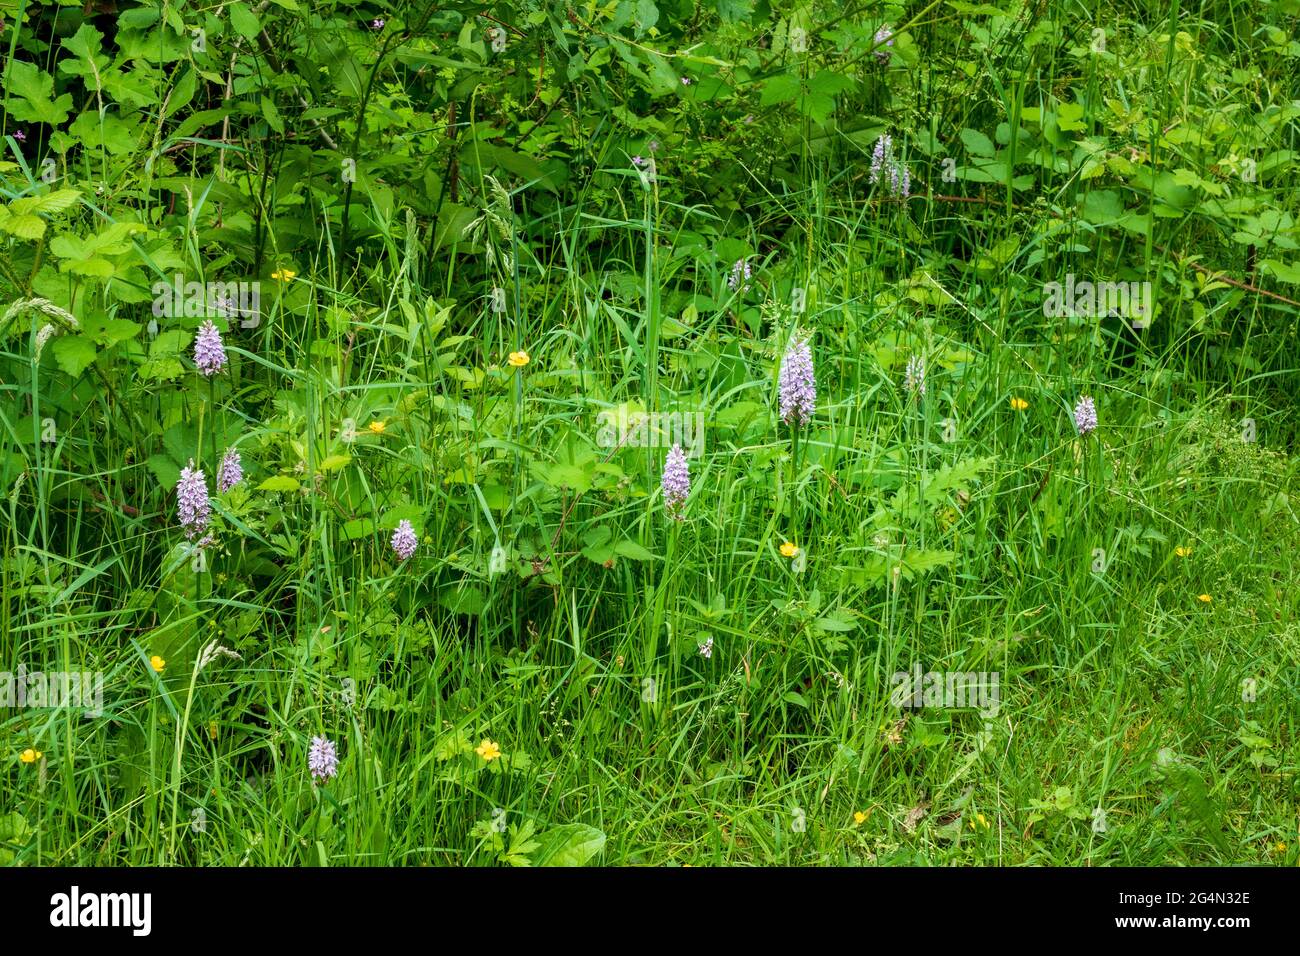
[1, 0, 1298, 865]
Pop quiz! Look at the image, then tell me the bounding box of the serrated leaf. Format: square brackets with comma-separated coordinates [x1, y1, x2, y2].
[12, 189, 81, 216]
[0, 212, 46, 240]
[50, 336, 98, 377]
[760, 73, 801, 106]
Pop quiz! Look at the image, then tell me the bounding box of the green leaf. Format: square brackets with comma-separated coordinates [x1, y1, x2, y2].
[760, 73, 801, 106]
[530, 460, 592, 493]
[257, 475, 301, 492]
[50, 336, 98, 377]
[439, 584, 485, 616]
[0, 211, 47, 240]
[14, 189, 82, 216]
[1260, 259, 1300, 284]
[146, 454, 181, 489]
[531, 824, 606, 866]
[229, 2, 262, 41]
[807, 70, 854, 96]
[59, 24, 111, 82]
[460, 143, 557, 193]
[341, 517, 376, 540]
[716, 0, 754, 21]
[260, 96, 284, 133]
[613, 540, 655, 561]
[0, 812, 33, 866]
[1082, 189, 1123, 223]
[3, 60, 74, 125]
[959, 127, 996, 157]
[82, 315, 141, 346]
[1055, 101, 1086, 132]
[68, 112, 143, 155]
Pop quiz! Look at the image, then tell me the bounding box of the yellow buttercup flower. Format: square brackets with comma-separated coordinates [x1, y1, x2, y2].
[779, 541, 799, 558]
[150, 655, 166, 672]
[853, 811, 868, 826]
[507, 350, 530, 368]
[1175, 546, 1191, 558]
[1273, 841, 1288, 853]
[475, 739, 502, 762]
[20, 748, 41, 764]
[271, 268, 296, 281]
[368, 420, 386, 434]
[1198, 594, 1212, 604]
[1010, 397, 1028, 411]
[968, 812, 990, 830]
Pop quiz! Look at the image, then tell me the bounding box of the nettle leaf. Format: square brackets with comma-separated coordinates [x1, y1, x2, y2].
[50, 336, 98, 377]
[807, 70, 854, 96]
[760, 73, 801, 106]
[10, 189, 82, 216]
[3, 60, 74, 125]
